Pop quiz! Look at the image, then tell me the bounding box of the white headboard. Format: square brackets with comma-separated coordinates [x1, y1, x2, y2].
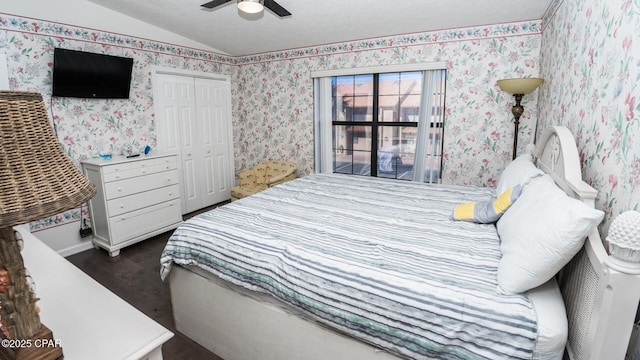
[531, 126, 597, 206]
[530, 126, 640, 360]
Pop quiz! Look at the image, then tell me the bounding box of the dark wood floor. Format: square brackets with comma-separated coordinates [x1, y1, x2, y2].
[67, 207, 225, 360]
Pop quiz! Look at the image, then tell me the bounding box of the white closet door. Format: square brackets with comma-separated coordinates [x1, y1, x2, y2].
[154, 70, 234, 215]
[175, 77, 201, 214]
[154, 74, 188, 214]
[154, 74, 200, 214]
[195, 78, 232, 206]
[154, 73, 181, 155]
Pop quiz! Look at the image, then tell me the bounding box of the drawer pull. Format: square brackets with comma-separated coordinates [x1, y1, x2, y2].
[117, 188, 122, 192]
[120, 204, 124, 208]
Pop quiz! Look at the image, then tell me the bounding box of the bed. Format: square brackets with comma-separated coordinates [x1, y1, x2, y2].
[160, 126, 640, 360]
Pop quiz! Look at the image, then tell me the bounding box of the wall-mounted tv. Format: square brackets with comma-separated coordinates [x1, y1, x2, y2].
[52, 48, 134, 99]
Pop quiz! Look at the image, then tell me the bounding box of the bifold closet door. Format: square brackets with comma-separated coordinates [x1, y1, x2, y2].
[154, 73, 233, 214]
[194, 77, 232, 208]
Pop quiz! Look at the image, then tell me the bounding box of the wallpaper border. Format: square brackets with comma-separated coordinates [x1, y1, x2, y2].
[1, 12, 541, 66]
[235, 20, 542, 65]
[0, 12, 235, 65]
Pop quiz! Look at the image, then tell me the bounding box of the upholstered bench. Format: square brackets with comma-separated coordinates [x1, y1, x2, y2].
[231, 160, 297, 201]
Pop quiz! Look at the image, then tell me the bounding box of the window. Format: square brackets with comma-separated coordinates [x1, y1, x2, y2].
[314, 67, 446, 183]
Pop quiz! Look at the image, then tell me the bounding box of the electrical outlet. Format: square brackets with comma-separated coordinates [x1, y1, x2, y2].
[79, 228, 93, 238]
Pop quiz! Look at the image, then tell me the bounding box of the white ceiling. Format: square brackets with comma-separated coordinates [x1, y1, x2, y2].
[87, 0, 552, 56]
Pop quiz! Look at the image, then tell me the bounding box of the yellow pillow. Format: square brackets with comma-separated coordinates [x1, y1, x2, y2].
[452, 185, 522, 223]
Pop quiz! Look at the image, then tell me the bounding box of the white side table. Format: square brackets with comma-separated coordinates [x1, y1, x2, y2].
[17, 225, 173, 360]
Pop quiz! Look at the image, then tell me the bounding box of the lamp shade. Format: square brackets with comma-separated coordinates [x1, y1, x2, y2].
[0, 91, 96, 227]
[237, 0, 264, 13]
[497, 78, 544, 95]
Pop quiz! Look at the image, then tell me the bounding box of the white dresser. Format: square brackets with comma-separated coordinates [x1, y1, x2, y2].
[82, 153, 182, 256]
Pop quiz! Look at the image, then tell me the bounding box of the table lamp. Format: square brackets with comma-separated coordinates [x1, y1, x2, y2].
[0, 91, 96, 359]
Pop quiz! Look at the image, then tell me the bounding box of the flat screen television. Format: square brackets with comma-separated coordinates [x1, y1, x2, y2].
[52, 48, 134, 99]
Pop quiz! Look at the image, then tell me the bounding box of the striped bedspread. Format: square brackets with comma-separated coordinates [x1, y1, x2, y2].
[160, 173, 537, 359]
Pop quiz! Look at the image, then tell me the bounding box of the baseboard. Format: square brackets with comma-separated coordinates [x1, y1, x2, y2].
[30, 221, 95, 257]
[57, 240, 95, 257]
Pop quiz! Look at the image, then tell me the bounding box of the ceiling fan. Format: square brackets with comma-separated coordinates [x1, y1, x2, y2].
[201, 0, 292, 17]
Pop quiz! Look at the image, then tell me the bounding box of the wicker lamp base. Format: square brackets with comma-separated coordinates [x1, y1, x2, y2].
[0, 324, 63, 360]
[0, 228, 63, 360]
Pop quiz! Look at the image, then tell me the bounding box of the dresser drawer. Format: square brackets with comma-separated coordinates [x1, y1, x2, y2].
[130, 159, 178, 178]
[154, 155, 178, 165]
[104, 170, 179, 200]
[103, 157, 177, 182]
[101, 162, 132, 175]
[108, 201, 182, 245]
[103, 168, 135, 183]
[107, 184, 180, 217]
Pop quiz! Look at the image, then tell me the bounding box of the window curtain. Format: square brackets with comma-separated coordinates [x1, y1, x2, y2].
[313, 77, 333, 174]
[412, 70, 445, 183]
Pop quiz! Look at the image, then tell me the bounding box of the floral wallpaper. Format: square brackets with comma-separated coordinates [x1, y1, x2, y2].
[234, 24, 544, 186]
[538, 0, 640, 236]
[0, 14, 235, 231]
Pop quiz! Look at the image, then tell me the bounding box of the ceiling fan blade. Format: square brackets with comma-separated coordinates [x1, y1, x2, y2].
[201, 0, 233, 9]
[263, 0, 291, 17]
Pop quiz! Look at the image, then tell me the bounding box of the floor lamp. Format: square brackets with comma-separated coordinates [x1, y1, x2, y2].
[0, 91, 96, 359]
[496, 78, 544, 160]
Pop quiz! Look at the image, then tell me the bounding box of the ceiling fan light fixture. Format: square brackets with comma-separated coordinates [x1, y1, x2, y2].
[237, 0, 264, 14]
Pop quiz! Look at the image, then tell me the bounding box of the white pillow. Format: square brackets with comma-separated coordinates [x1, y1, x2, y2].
[496, 175, 604, 294]
[496, 154, 544, 195]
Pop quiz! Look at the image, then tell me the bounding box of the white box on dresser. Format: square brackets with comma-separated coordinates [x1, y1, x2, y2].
[82, 152, 182, 256]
